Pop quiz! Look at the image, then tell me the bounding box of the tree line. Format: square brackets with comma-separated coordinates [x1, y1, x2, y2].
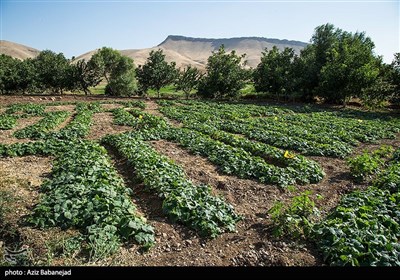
[1, 23, 399, 106]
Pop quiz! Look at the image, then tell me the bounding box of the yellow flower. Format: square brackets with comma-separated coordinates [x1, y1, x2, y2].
[357, 119, 363, 123]
[284, 150, 295, 159]
[138, 115, 143, 119]
[274, 116, 278, 121]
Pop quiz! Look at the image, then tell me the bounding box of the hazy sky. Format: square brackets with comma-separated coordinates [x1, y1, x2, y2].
[1, 0, 399, 63]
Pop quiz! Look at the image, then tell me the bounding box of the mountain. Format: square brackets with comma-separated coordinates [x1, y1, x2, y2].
[75, 36, 308, 70]
[0, 40, 41, 60]
[2, 36, 308, 69]
[157, 35, 307, 68]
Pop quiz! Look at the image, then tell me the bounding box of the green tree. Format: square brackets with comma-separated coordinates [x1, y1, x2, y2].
[105, 57, 137, 96]
[198, 45, 248, 99]
[253, 46, 298, 99]
[317, 31, 380, 104]
[34, 50, 70, 94]
[136, 49, 177, 98]
[0, 54, 19, 94]
[360, 60, 396, 109]
[17, 58, 37, 94]
[175, 65, 203, 99]
[90, 47, 137, 96]
[391, 53, 400, 104]
[296, 23, 342, 101]
[68, 59, 101, 95]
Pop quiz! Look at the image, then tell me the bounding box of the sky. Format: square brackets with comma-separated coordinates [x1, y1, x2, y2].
[1, 0, 399, 63]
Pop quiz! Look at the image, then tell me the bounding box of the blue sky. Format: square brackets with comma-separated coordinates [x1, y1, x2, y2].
[1, 0, 399, 63]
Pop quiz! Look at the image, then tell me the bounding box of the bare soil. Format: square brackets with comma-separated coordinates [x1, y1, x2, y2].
[0, 156, 72, 265]
[86, 112, 132, 140]
[44, 105, 75, 113]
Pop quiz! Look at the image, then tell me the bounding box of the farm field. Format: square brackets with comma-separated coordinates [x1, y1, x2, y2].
[0, 96, 399, 266]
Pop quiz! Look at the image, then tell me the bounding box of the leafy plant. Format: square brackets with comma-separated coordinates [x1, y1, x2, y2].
[373, 147, 400, 193]
[6, 103, 45, 115]
[269, 190, 320, 238]
[28, 140, 154, 259]
[0, 115, 18, 130]
[313, 187, 400, 266]
[347, 145, 394, 182]
[13, 111, 69, 139]
[102, 133, 241, 237]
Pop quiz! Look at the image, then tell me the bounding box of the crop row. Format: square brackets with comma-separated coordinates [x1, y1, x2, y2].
[160, 105, 351, 158]
[172, 100, 298, 118]
[0, 115, 18, 130]
[251, 113, 399, 144]
[13, 111, 70, 139]
[158, 102, 400, 158]
[47, 102, 101, 140]
[28, 140, 154, 260]
[373, 148, 400, 193]
[313, 148, 400, 266]
[102, 133, 241, 237]
[136, 127, 303, 187]
[112, 108, 167, 130]
[5, 103, 46, 115]
[111, 108, 324, 186]
[183, 121, 324, 184]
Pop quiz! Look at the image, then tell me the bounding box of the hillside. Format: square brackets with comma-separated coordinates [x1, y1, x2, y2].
[157, 35, 307, 68]
[0, 40, 41, 60]
[2, 36, 308, 69]
[75, 35, 308, 70]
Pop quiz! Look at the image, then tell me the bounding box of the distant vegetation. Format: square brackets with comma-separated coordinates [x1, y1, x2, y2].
[1, 23, 399, 108]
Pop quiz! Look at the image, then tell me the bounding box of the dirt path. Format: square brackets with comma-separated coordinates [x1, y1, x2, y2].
[101, 104, 124, 111]
[44, 105, 75, 113]
[143, 100, 163, 117]
[86, 112, 132, 140]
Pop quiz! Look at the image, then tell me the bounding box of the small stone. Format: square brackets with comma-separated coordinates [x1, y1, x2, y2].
[185, 240, 192, 245]
[249, 245, 255, 249]
[201, 243, 206, 248]
[162, 233, 167, 238]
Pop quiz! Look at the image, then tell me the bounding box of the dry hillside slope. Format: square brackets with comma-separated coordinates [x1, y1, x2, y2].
[74, 36, 308, 70]
[0, 40, 41, 60]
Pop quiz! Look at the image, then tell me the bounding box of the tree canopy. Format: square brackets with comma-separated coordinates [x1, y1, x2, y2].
[198, 45, 248, 99]
[135, 49, 177, 98]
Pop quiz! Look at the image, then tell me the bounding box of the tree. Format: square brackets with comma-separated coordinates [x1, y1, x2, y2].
[317, 31, 380, 104]
[253, 46, 297, 99]
[296, 23, 342, 101]
[136, 49, 177, 98]
[34, 50, 70, 94]
[198, 45, 248, 99]
[68, 59, 101, 95]
[105, 68, 137, 96]
[390, 53, 400, 104]
[90, 47, 137, 96]
[0, 54, 19, 94]
[175, 65, 203, 99]
[17, 58, 37, 94]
